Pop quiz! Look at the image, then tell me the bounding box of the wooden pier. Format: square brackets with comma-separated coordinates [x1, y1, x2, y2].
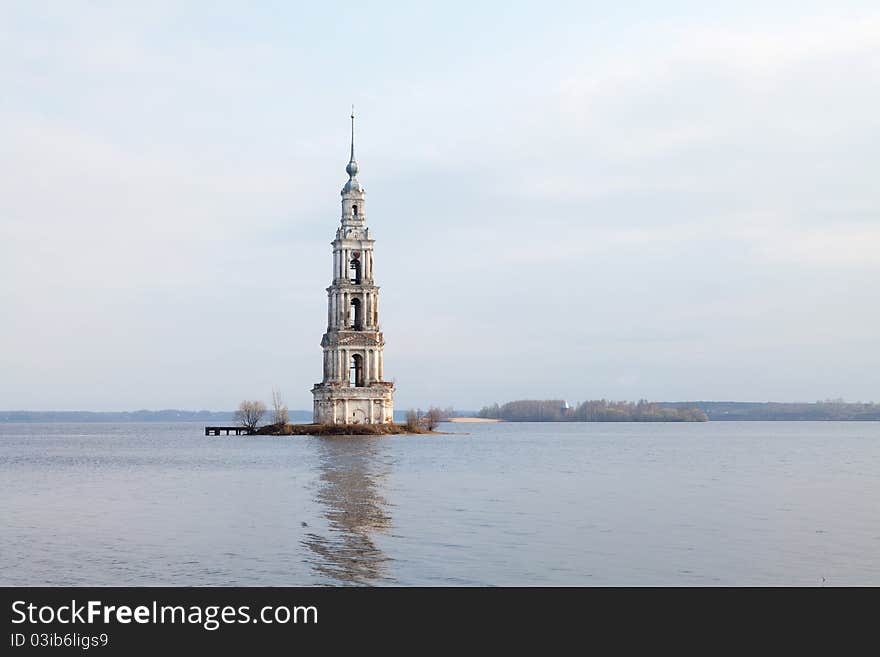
[205, 426, 251, 436]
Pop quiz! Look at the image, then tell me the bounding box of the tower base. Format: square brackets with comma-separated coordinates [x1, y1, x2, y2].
[312, 382, 395, 425]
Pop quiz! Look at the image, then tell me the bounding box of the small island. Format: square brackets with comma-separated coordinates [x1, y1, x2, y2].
[254, 422, 434, 436]
[211, 402, 444, 437]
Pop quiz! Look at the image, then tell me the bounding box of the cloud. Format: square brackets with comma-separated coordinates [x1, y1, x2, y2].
[1, 4, 878, 408]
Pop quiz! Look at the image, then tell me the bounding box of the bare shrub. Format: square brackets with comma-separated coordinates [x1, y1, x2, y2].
[425, 407, 444, 431]
[405, 409, 420, 431]
[271, 387, 290, 426]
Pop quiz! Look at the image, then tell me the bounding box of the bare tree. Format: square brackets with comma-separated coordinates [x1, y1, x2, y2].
[271, 387, 289, 426]
[425, 407, 443, 431]
[235, 400, 266, 433]
[405, 409, 420, 431]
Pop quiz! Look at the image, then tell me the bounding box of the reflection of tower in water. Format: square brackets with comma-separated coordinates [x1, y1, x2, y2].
[302, 437, 392, 584]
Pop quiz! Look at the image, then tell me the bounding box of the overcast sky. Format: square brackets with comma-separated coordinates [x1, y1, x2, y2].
[1, 1, 878, 411]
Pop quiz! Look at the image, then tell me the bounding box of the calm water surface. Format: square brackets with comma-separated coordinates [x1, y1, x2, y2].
[2, 421, 879, 585]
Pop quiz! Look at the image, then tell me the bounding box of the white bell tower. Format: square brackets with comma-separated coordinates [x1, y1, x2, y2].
[311, 110, 395, 424]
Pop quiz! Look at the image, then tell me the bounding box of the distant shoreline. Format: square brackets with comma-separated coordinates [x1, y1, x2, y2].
[476, 400, 880, 422]
[2, 400, 880, 423]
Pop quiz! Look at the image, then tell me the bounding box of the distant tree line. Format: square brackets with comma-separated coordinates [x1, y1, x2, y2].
[0, 410, 239, 423]
[477, 399, 708, 422]
[662, 400, 880, 421]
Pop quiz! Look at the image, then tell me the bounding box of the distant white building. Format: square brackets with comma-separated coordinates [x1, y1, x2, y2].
[311, 111, 395, 424]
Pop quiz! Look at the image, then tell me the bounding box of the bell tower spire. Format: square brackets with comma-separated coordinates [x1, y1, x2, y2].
[312, 111, 395, 425]
[345, 105, 359, 183]
[350, 105, 355, 162]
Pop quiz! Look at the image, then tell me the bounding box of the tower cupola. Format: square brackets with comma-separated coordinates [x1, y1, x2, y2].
[342, 108, 363, 196]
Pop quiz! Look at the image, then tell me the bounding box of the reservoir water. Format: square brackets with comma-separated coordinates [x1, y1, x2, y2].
[2, 421, 879, 586]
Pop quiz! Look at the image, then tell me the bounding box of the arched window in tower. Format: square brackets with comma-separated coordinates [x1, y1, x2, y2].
[349, 354, 364, 387]
[349, 298, 363, 330]
[352, 204, 358, 216]
[349, 258, 362, 284]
